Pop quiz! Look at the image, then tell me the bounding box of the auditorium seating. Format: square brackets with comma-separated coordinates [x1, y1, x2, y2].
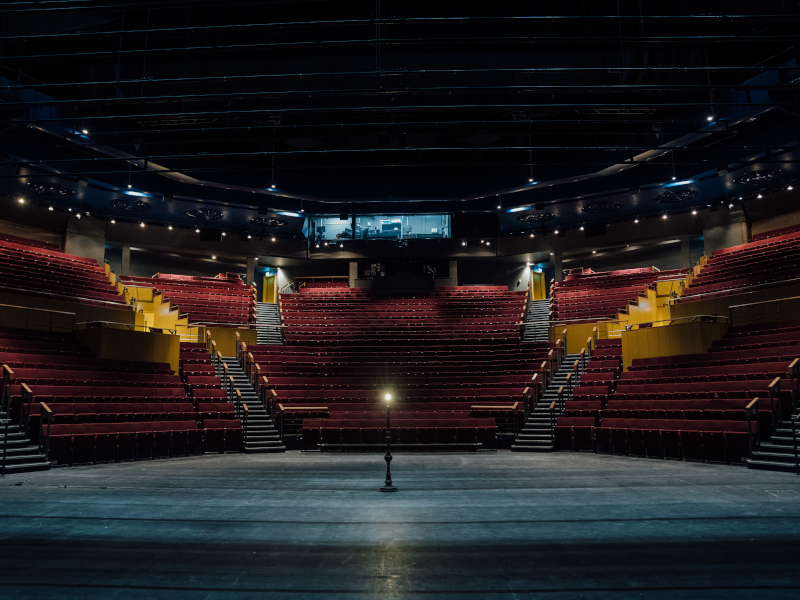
[249, 286, 552, 449]
[118, 273, 255, 326]
[179, 342, 237, 427]
[551, 267, 688, 323]
[281, 286, 525, 345]
[0, 238, 126, 307]
[680, 229, 800, 302]
[0, 327, 232, 465]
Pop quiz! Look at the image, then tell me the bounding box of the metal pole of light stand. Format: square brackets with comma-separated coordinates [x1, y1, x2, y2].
[380, 394, 397, 492]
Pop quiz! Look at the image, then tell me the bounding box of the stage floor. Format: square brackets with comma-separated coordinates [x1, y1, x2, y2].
[1, 451, 800, 599]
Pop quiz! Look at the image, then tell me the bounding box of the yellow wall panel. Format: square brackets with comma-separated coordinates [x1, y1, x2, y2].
[621, 321, 728, 370]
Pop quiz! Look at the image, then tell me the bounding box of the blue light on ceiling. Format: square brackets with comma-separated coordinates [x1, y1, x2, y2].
[507, 206, 528, 213]
[663, 180, 695, 187]
[123, 190, 153, 197]
[276, 211, 302, 218]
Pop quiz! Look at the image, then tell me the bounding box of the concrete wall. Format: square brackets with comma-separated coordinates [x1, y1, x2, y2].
[0, 217, 63, 248]
[751, 209, 800, 237]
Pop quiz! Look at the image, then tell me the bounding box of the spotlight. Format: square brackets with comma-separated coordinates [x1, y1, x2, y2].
[271, 236, 276, 242]
[271, 184, 276, 189]
[247, 234, 252, 239]
[592, 250, 596, 254]
[222, 232, 226, 236]
[48, 206, 53, 211]
[529, 233, 534, 238]
[462, 240, 466, 246]
[497, 205, 501, 209]
[757, 194, 763, 198]
[789, 186, 794, 191]
[212, 256, 216, 260]
[127, 184, 132, 189]
[672, 176, 677, 181]
[634, 218, 639, 223]
[728, 203, 734, 209]
[554, 230, 559, 234]
[486, 241, 491, 246]
[579, 226, 584, 231]
[82, 129, 88, 135]
[140, 222, 145, 227]
[168, 225, 173, 230]
[277, 267, 281, 271]
[195, 228, 200, 233]
[739, 197, 743, 200]
[662, 214, 668, 219]
[324, 242, 329, 246]
[17, 198, 24, 203]
[528, 178, 534, 182]
[339, 243, 343, 248]
[111, 219, 116, 223]
[315, 243, 320, 248]
[75, 213, 81, 219]
[68, 208, 72, 212]
[385, 393, 392, 401]
[692, 210, 697, 215]
[550, 252, 554, 256]
[707, 116, 714, 121]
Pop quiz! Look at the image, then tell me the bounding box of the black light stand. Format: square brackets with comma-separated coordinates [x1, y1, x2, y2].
[380, 393, 397, 492]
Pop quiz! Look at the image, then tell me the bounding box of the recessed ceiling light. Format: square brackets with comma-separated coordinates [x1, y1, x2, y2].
[48, 206, 53, 211]
[127, 184, 132, 189]
[579, 226, 584, 231]
[17, 198, 24, 203]
[195, 228, 200, 233]
[110, 219, 116, 223]
[271, 237, 276, 242]
[212, 256, 216, 260]
[672, 176, 677, 181]
[757, 194, 763, 198]
[592, 250, 596, 254]
[168, 225, 173, 230]
[140, 222, 145, 227]
[728, 203, 734, 208]
[82, 129, 88, 134]
[789, 186, 794, 191]
[221, 232, 226, 236]
[247, 234, 252, 239]
[634, 218, 639, 223]
[554, 230, 559, 234]
[707, 116, 714, 121]
[662, 214, 668, 219]
[691, 210, 697, 215]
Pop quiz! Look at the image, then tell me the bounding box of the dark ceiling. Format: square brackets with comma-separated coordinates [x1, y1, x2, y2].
[1, 0, 799, 239]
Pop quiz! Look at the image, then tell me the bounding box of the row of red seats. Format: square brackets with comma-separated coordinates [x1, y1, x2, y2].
[619, 362, 790, 383]
[10, 368, 181, 386]
[0, 232, 60, 252]
[301, 418, 496, 447]
[629, 345, 800, 369]
[751, 225, 800, 242]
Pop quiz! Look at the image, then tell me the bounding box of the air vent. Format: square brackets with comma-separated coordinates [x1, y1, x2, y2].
[250, 217, 288, 228]
[110, 198, 151, 211]
[734, 169, 782, 185]
[184, 208, 223, 220]
[654, 189, 699, 203]
[515, 212, 554, 223]
[26, 182, 73, 197]
[582, 201, 623, 213]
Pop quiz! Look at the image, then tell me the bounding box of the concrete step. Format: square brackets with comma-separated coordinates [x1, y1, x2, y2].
[747, 459, 798, 473]
[0, 461, 51, 473]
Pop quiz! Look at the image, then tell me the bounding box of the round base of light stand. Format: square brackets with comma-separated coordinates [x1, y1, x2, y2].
[380, 485, 398, 492]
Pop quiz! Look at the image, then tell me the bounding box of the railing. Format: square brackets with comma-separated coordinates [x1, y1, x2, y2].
[1, 364, 14, 415]
[0, 284, 132, 311]
[746, 398, 760, 459]
[242, 404, 248, 446]
[20, 383, 33, 431]
[621, 315, 728, 331]
[670, 275, 800, 305]
[768, 377, 783, 432]
[75, 321, 178, 335]
[233, 389, 243, 418]
[549, 401, 557, 446]
[1, 418, 8, 476]
[0, 303, 76, 333]
[728, 295, 800, 329]
[792, 415, 799, 476]
[39, 402, 52, 456]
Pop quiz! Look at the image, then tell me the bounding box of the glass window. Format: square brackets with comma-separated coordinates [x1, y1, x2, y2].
[309, 214, 450, 242]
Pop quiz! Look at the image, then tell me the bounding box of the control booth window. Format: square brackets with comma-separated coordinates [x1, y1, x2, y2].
[310, 214, 450, 243]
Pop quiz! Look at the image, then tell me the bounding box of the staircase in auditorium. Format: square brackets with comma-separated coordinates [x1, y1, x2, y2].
[221, 357, 285, 453]
[255, 302, 283, 345]
[0, 410, 50, 474]
[512, 353, 586, 452]
[522, 299, 550, 343]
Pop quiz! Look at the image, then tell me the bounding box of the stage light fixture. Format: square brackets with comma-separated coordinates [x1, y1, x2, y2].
[529, 233, 534, 238]
[634, 218, 639, 223]
[196, 228, 200, 233]
[692, 210, 697, 215]
[662, 214, 668, 219]
[758, 194, 763, 198]
[17, 198, 24, 203]
[82, 129, 88, 135]
[789, 186, 794, 191]
[212, 256, 216, 260]
[48, 206, 53, 211]
[579, 226, 584, 231]
[707, 116, 714, 121]
[140, 222, 145, 227]
[111, 219, 116, 223]
[75, 213, 81, 219]
[592, 250, 596, 254]
[728, 203, 734, 208]
[672, 176, 677, 181]
[271, 236, 276, 242]
[247, 234, 252, 239]
[168, 225, 173, 230]
[127, 184, 132, 189]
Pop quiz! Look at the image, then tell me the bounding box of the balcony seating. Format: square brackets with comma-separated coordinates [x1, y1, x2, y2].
[752, 225, 800, 242]
[0, 239, 126, 307]
[551, 268, 688, 323]
[680, 229, 800, 302]
[118, 274, 255, 326]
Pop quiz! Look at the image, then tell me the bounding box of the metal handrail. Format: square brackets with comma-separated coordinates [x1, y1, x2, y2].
[623, 314, 729, 330]
[1, 419, 7, 477]
[671, 275, 800, 304]
[75, 321, 178, 335]
[0, 284, 131, 311]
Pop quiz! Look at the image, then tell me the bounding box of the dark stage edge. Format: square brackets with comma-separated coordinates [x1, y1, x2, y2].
[1, 452, 800, 599]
